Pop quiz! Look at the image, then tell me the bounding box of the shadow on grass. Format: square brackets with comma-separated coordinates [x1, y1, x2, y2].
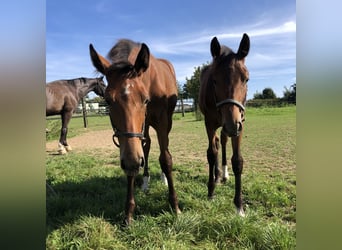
[46, 172, 174, 234]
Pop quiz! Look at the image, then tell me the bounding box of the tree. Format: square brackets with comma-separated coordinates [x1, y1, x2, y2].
[253, 87, 277, 99]
[177, 81, 185, 117]
[253, 91, 263, 100]
[283, 83, 296, 104]
[183, 63, 209, 111]
[262, 88, 277, 99]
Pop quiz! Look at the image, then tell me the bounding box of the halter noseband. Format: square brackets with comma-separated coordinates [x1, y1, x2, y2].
[216, 98, 246, 122]
[216, 98, 245, 111]
[112, 123, 146, 148]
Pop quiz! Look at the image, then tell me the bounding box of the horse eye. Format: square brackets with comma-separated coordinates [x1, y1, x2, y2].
[242, 77, 249, 84]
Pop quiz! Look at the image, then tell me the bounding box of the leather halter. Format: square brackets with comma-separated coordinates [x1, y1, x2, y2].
[216, 98, 246, 122]
[216, 98, 245, 111]
[212, 80, 246, 112]
[112, 122, 146, 148]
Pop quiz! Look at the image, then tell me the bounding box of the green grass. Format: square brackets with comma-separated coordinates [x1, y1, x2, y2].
[46, 106, 296, 249]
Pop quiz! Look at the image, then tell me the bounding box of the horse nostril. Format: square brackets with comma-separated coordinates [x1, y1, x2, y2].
[237, 121, 243, 132]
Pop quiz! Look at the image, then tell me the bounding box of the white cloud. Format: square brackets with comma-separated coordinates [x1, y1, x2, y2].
[248, 21, 296, 37]
[148, 21, 296, 57]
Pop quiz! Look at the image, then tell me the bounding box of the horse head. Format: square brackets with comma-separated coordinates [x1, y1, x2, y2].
[93, 76, 106, 97]
[89, 42, 150, 176]
[210, 33, 250, 137]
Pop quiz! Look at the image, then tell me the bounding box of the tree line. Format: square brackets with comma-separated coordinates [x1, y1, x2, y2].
[180, 64, 296, 110]
[87, 63, 296, 110]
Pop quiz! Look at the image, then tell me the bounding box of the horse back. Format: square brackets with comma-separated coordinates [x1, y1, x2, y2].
[46, 81, 78, 116]
[145, 56, 177, 101]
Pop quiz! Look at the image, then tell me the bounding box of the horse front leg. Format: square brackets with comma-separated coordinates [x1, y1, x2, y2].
[206, 128, 219, 198]
[156, 124, 180, 215]
[159, 148, 181, 214]
[59, 111, 72, 154]
[125, 175, 136, 225]
[142, 127, 151, 192]
[231, 134, 245, 217]
[220, 130, 229, 183]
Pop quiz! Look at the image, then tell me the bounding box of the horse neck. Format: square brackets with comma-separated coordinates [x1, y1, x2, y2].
[144, 56, 177, 96]
[76, 78, 97, 100]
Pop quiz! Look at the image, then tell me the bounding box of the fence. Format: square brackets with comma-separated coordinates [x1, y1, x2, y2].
[46, 99, 295, 126]
[246, 99, 296, 107]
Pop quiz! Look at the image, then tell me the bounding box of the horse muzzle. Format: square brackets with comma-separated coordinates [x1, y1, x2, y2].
[120, 156, 145, 176]
[223, 121, 243, 137]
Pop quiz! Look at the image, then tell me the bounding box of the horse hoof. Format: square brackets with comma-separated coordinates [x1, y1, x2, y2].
[123, 217, 133, 226]
[236, 207, 246, 217]
[58, 143, 67, 154]
[175, 208, 182, 215]
[58, 148, 67, 155]
[160, 172, 168, 186]
[208, 194, 215, 200]
[141, 176, 150, 192]
[65, 145, 72, 152]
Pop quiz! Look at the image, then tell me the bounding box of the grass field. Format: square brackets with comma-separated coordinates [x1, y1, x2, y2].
[46, 106, 296, 249]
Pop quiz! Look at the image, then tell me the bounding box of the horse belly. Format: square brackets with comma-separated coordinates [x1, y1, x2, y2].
[46, 90, 64, 116]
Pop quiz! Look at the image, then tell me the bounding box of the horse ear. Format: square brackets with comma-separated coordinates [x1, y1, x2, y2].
[134, 43, 150, 74]
[210, 37, 221, 59]
[89, 44, 111, 75]
[237, 33, 250, 59]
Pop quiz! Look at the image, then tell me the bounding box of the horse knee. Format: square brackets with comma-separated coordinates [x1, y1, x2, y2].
[159, 152, 172, 172]
[231, 156, 243, 175]
[207, 149, 216, 166]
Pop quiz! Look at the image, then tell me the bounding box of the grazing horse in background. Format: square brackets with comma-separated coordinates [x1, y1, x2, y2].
[89, 39, 181, 225]
[46, 77, 106, 154]
[199, 34, 250, 216]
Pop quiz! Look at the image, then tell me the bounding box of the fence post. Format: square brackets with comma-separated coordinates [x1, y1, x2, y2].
[81, 97, 88, 128]
[180, 95, 185, 117]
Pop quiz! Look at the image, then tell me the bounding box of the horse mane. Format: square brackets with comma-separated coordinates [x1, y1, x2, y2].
[66, 78, 85, 86]
[213, 45, 234, 66]
[106, 39, 141, 78]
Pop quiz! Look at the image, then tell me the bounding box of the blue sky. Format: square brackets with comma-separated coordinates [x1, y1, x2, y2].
[46, 0, 296, 100]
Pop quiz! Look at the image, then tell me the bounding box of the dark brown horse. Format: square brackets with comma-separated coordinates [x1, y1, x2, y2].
[46, 77, 106, 154]
[199, 34, 250, 216]
[89, 39, 181, 224]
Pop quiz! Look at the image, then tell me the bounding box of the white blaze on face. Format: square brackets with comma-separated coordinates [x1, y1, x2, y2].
[124, 82, 134, 95]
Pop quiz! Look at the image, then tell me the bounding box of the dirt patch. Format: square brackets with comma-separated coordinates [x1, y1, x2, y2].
[45, 128, 206, 168]
[46, 129, 159, 156]
[46, 129, 115, 154]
